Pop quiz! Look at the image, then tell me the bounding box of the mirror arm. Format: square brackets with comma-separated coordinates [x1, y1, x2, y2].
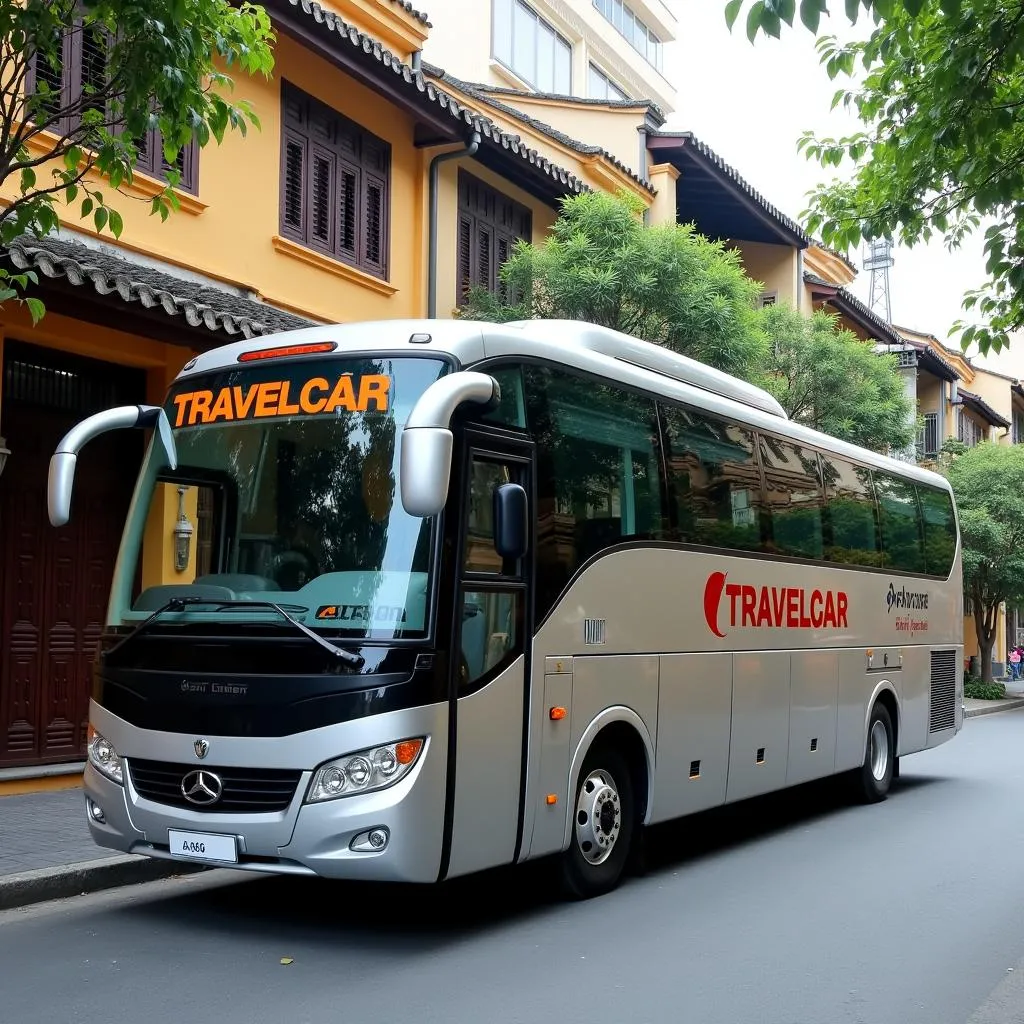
[404, 372, 498, 430]
[400, 372, 500, 518]
[48, 405, 177, 528]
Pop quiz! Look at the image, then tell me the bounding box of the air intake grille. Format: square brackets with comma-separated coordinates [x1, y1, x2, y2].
[127, 759, 301, 813]
[930, 650, 957, 733]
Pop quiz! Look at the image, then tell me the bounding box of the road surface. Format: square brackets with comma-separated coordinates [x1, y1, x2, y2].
[3, 709, 1024, 1024]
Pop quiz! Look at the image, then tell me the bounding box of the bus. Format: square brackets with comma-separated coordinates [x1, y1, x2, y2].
[48, 318, 963, 899]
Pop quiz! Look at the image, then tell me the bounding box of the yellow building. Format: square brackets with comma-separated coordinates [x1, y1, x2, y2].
[0, 0, 660, 771]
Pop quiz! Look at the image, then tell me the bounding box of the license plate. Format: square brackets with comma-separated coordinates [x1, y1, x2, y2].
[168, 829, 238, 864]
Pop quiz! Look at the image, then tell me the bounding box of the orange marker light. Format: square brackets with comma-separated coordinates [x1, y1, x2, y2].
[549, 706, 567, 721]
[395, 739, 424, 765]
[238, 341, 338, 362]
[546, 794, 558, 805]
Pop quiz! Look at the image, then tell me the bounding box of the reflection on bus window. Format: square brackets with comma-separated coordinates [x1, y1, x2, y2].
[524, 366, 663, 618]
[660, 404, 762, 552]
[821, 456, 882, 566]
[760, 436, 825, 560]
[876, 471, 926, 573]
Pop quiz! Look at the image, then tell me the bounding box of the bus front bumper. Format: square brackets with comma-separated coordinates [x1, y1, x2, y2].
[82, 701, 449, 885]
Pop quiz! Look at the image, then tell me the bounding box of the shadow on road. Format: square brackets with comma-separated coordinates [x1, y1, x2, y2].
[110, 770, 954, 946]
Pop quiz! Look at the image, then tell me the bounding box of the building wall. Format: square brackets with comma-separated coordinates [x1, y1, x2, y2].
[733, 241, 799, 307]
[966, 366, 1013, 443]
[422, 0, 678, 113]
[483, 93, 648, 172]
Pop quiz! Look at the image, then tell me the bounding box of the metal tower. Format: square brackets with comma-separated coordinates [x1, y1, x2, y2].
[863, 238, 895, 323]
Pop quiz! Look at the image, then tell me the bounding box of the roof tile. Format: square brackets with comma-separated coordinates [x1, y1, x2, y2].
[7, 234, 312, 340]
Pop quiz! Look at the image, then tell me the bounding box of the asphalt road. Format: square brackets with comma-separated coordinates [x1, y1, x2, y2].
[3, 711, 1024, 1024]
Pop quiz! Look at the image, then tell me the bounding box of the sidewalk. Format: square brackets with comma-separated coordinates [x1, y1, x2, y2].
[965, 678, 1024, 718]
[0, 788, 203, 911]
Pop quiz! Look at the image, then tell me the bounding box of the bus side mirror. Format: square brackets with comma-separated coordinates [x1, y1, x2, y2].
[400, 371, 500, 518]
[494, 482, 528, 561]
[48, 405, 177, 527]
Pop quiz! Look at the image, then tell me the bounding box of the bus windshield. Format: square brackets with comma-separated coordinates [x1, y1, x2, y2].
[106, 355, 448, 640]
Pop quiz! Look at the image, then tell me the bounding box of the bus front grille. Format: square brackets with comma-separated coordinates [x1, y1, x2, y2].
[126, 758, 302, 813]
[929, 650, 957, 733]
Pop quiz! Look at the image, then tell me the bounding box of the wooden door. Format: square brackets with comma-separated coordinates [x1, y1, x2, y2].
[0, 343, 143, 766]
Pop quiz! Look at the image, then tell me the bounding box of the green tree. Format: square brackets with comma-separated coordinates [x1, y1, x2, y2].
[725, 0, 1024, 355]
[944, 441, 1024, 682]
[0, 0, 274, 321]
[459, 189, 768, 381]
[758, 303, 915, 452]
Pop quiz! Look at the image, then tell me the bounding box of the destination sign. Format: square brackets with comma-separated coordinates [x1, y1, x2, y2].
[171, 374, 391, 427]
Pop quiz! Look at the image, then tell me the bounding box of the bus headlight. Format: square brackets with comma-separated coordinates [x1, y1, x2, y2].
[306, 738, 424, 803]
[87, 725, 123, 785]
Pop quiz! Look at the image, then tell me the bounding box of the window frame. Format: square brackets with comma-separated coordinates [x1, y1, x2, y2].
[587, 62, 629, 101]
[24, 16, 199, 194]
[279, 80, 392, 280]
[591, 0, 663, 70]
[492, 0, 573, 93]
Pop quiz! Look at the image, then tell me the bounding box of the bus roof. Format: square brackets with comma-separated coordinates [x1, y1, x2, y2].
[177, 318, 953, 493]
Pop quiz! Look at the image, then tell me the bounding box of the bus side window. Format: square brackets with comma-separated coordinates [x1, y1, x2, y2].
[820, 456, 882, 566]
[875, 471, 927, 573]
[480, 365, 527, 429]
[758, 436, 825, 560]
[917, 484, 957, 577]
[524, 366, 665, 621]
[660, 404, 763, 552]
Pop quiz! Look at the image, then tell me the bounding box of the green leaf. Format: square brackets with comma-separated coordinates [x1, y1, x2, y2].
[65, 183, 79, 204]
[94, 208, 108, 233]
[746, 0, 767, 41]
[25, 297, 45, 325]
[799, 0, 823, 32]
[725, 0, 744, 30]
[108, 209, 124, 238]
[20, 167, 36, 192]
[81, 197, 94, 218]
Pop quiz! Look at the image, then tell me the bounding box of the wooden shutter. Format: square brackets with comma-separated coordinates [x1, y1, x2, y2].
[309, 148, 334, 250]
[458, 215, 473, 300]
[282, 132, 306, 237]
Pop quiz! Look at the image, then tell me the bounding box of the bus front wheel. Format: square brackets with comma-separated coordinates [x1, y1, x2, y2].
[855, 701, 895, 803]
[559, 745, 635, 900]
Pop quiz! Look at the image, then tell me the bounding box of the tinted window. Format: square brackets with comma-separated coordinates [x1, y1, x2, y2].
[875, 471, 926, 573]
[759, 436, 825, 560]
[525, 366, 664, 618]
[660, 404, 762, 552]
[479, 365, 527, 429]
[918, 484, 958, 577]
[821, 457, 882, 566]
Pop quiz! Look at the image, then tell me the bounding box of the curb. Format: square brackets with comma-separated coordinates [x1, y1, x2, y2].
[0, 855, 207, 912]
[965, 698, 1024, 719]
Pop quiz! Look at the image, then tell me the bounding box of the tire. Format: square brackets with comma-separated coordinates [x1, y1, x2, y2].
[854, 701, 895, 804]
[559, 745, 635, 900]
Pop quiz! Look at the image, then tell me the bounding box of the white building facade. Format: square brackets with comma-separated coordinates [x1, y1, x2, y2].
[422, 0, 679, 113]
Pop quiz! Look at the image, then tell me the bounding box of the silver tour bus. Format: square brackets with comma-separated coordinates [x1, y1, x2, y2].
[49, 319, 963, 899]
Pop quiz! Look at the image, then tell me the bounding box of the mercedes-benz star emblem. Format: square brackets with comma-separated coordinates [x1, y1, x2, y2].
[181, 769, 223, 806]
[194, 738, 209, 759]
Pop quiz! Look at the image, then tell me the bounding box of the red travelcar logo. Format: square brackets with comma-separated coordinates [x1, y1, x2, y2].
[703, 571, 849, 638]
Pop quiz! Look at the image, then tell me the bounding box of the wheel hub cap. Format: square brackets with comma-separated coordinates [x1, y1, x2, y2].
[870, 719, 889, 782]
[575, 769, 621, 866]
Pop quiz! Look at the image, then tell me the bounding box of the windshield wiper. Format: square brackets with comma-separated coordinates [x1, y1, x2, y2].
[106, 596, 365, 668]
[207, 599, 365, 668]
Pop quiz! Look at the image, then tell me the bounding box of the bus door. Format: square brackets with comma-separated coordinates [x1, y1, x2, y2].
[443, 428, 534, 879]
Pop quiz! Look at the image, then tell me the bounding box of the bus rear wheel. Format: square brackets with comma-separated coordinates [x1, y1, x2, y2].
[560, 745, 635, 900]
[854, 701, 895, 804]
